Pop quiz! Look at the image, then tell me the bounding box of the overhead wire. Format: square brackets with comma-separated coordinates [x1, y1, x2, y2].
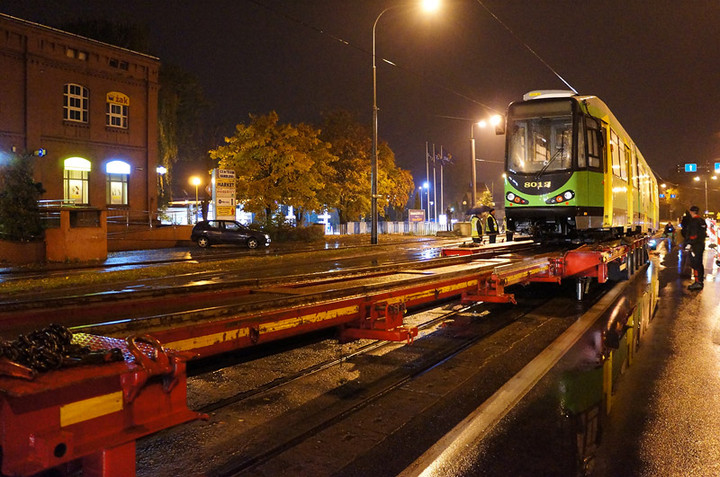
[473, 0, 578, 94]
[245, 0, 578, 113]
[244, 0, 500, 114]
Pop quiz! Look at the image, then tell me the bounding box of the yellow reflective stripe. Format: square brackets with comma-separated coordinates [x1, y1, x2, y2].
[165, 328, 249, 351]
[387, 280, 478, 304]
[261, 305, 360, 333]
[60, 391, 123, 427]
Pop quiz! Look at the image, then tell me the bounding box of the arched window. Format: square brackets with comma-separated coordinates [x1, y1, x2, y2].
[106, 92, 129, 129]
[106, 160, 130, 205]
[63, 84, 89, 123]
[64, 157, 91, 204]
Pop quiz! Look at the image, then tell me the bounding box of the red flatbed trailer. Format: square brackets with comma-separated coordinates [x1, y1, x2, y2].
[0, 334, 202, 477]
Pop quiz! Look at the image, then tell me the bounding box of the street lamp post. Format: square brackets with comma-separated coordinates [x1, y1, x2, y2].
[190, 176, 201, 223]
[694, 175, 717, 215]
[371, 0, 439, 244]
[469, 115, 502, 207]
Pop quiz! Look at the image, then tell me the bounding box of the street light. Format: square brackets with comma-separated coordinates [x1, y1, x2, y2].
[371, 0, 440, 244]
[470, 114, 502, 206]
[694, 175, 717, 214]
[190, 176, 201, 223]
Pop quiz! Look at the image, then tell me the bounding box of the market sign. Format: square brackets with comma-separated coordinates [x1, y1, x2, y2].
[212, 169, 236, 219]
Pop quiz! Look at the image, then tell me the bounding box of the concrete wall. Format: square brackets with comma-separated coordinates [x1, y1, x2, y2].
[108, 225, 193, 251]
[45, 209, 107, 262]
[0, 240, 45, 265]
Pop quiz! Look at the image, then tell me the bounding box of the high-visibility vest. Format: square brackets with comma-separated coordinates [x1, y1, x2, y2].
[486, 214, 498, 234]
[471, 216, 481, 238]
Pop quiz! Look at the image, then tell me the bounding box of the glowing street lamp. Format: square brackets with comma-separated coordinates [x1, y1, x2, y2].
[371, 0, 440, 244]
[190, 176, 201, 222]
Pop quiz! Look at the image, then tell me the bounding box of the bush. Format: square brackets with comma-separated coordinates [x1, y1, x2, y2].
[0, 153, 44, 242]
[260, 222, 325, 243]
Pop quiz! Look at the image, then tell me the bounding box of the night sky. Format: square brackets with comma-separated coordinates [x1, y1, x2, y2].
[3, 0, 719, 206]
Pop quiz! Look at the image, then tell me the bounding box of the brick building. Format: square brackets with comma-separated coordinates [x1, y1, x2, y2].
[0, 13, 159, 224]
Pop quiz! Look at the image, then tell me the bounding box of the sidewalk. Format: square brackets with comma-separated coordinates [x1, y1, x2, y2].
[593, 245, 720, 475]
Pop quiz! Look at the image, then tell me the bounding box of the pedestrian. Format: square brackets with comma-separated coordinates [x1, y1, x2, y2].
[485, 208, 499, 244]
[686, 205, 707, 291]
[470, 213, 483, 244]
[663, 221, 675, 249]
[680, 210, 691, 243]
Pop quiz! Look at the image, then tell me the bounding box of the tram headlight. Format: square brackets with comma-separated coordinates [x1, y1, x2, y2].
[546, 190, 575, 204]
[506, 192, 529, 205]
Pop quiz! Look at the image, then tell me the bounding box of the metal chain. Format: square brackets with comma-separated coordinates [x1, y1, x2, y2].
[0, 324, 122, 373]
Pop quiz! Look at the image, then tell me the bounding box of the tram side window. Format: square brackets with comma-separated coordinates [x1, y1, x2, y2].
[584, 117, 602, 169]
[577, 118, 586, 168]
[622, 144, 630, 181]
[610, 130, 622, 179]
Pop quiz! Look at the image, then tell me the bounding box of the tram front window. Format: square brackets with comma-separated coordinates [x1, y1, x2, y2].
[508, 115, 573, 174]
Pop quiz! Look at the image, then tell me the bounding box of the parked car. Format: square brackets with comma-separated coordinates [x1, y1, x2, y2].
[191, 220, 271, 249]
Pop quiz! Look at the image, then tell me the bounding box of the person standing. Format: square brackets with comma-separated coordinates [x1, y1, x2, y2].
[686, 205, 707, 291]
[470, 214, 483, 244]
[485, 208, 499, 244]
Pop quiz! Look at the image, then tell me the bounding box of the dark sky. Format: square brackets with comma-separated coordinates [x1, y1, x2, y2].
[3, 0, 719, 206]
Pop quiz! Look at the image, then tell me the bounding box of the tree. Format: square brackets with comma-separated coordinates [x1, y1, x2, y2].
[158, 64, 211, 206]
[377, 142, 414, 218]
[319, 110, 371, 223]
[320, 110, 414, 222]
[209, 112, 338, 226]
[0, 153, 44, 241]
[477, 189, 494, 208]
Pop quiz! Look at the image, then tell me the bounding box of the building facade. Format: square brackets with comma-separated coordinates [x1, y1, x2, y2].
[0, 13, 159, 223]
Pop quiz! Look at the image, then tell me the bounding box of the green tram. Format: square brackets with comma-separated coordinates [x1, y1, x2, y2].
[503, 90, 659, 240]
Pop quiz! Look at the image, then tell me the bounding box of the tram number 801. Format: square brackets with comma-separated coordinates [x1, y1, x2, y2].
[524, 181, 552, 189]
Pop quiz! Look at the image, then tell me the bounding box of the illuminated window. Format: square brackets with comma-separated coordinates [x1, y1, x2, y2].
[63, 84, 89, 123]
[584, 117, 602, 169]
[106, 161, 130, 205]
[63, 157, 91, 204]
[106, 92, 129, 129]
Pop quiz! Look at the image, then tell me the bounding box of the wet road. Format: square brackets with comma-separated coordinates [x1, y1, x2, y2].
[409, 244, 720, 476]
[593, 246, 720, 476]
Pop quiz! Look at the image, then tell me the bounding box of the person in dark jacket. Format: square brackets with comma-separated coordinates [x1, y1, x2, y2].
[680, 210, 691, 243]
[485, 208, 499, 244]
[686, 206, 707, 291]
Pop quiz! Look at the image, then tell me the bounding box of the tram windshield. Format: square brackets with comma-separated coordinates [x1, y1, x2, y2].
[507, 101, 574, 175]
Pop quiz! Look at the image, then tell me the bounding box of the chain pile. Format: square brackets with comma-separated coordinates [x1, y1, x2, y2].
[0, 324, 123, 374]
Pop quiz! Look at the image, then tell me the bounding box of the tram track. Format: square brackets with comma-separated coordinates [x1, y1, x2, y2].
[0, 241, 542, 339]
[137, 292, 562, 477]
[0, 237, 456, 282]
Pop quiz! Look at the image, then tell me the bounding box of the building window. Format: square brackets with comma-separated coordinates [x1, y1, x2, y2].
[66, 48, 88, 60]
[63, 83, 88, 123]
[63, 157, 91, 205]
[106, 161, 130, 205]
[106, 92, 129, 129]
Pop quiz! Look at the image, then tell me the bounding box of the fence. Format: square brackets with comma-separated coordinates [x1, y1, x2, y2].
[335, 221, 451, 236]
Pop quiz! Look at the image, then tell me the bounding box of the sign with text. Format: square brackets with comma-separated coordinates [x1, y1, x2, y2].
[212, 168, 236, 220]
[408, 209, 425, 223]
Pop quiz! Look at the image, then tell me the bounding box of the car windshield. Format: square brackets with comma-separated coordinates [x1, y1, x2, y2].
[507, 102, 574, 175]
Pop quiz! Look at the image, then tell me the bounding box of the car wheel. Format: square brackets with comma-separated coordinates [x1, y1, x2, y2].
[197, 237, 210, 248]
[247, 237, 259, 249]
